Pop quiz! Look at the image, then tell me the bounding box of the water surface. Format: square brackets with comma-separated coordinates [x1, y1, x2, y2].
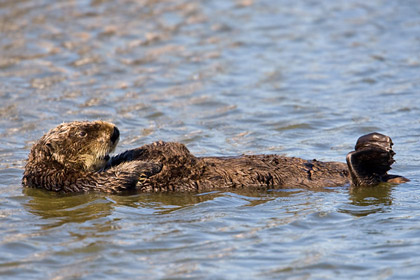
[1, 0, 420, 279]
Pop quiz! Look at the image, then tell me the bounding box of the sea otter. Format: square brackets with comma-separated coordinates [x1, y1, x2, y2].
[22, 121, 408, 193]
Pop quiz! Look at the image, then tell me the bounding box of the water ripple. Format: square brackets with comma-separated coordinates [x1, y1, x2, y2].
[1, 0, 420, 279]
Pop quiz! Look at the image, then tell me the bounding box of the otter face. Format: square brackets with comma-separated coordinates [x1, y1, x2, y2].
[34, 121, 119, 171]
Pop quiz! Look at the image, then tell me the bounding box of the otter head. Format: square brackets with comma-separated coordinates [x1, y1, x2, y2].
[29, 121, 120, 172]
[24, 120, 163, 193]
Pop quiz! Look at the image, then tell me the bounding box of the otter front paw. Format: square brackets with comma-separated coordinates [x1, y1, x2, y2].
[135, 161, 162, 177]
[134, 161, 162, 187]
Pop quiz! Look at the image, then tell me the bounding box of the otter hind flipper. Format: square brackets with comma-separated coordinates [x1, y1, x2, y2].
[347, 132, 408, 186]
[346, 148, 393, 186]
[105, 148, 147, 169]
[355, 132, 394, 152]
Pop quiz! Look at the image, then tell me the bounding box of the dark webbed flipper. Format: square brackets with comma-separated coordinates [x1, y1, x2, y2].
[105, 148, 147, 169]
[346, 132, 409, 186]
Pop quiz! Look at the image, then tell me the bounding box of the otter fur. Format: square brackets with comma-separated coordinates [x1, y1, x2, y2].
[22, 121, 408, 193]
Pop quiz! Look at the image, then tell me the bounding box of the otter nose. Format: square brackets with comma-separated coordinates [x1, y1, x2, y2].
[111, 126, 120, 144]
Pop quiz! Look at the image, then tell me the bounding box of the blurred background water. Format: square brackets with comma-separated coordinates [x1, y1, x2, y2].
[1, 0, 420, 279]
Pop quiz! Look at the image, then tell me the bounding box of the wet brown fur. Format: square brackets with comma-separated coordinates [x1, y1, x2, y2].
[23, 121, 407, 193]
[107, 142, 349, 192]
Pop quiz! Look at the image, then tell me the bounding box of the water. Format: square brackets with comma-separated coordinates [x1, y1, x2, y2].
[1, 0, 420, 278]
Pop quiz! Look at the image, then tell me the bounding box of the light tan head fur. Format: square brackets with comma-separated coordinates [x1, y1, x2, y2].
[28, 121, 118, 171]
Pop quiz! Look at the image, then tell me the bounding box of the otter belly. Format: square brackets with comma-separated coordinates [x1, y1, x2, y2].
[196, 155, 349, 190]
[126, 142, 350, 191]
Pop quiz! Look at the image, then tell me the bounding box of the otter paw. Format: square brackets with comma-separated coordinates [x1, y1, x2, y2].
[138, 173, 149, 184]
[134, 161, 162, 188]
[136, 161, 162, 177]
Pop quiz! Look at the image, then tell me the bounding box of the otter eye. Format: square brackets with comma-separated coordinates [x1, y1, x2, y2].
[78, 131, 87, 137]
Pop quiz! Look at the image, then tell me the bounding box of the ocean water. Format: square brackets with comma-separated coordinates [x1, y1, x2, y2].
[1, 0, 420, 279]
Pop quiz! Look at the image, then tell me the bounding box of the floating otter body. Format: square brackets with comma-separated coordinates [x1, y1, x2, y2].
[22, 121, 408, 193]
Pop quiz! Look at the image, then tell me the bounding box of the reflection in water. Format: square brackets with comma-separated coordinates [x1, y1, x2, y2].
[349, 184, 393, 207]
[24, 182, 394, 224]
[22, 188, 115, 228]
[339, 184, 394, 217]
[23, 187, 303, 222]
